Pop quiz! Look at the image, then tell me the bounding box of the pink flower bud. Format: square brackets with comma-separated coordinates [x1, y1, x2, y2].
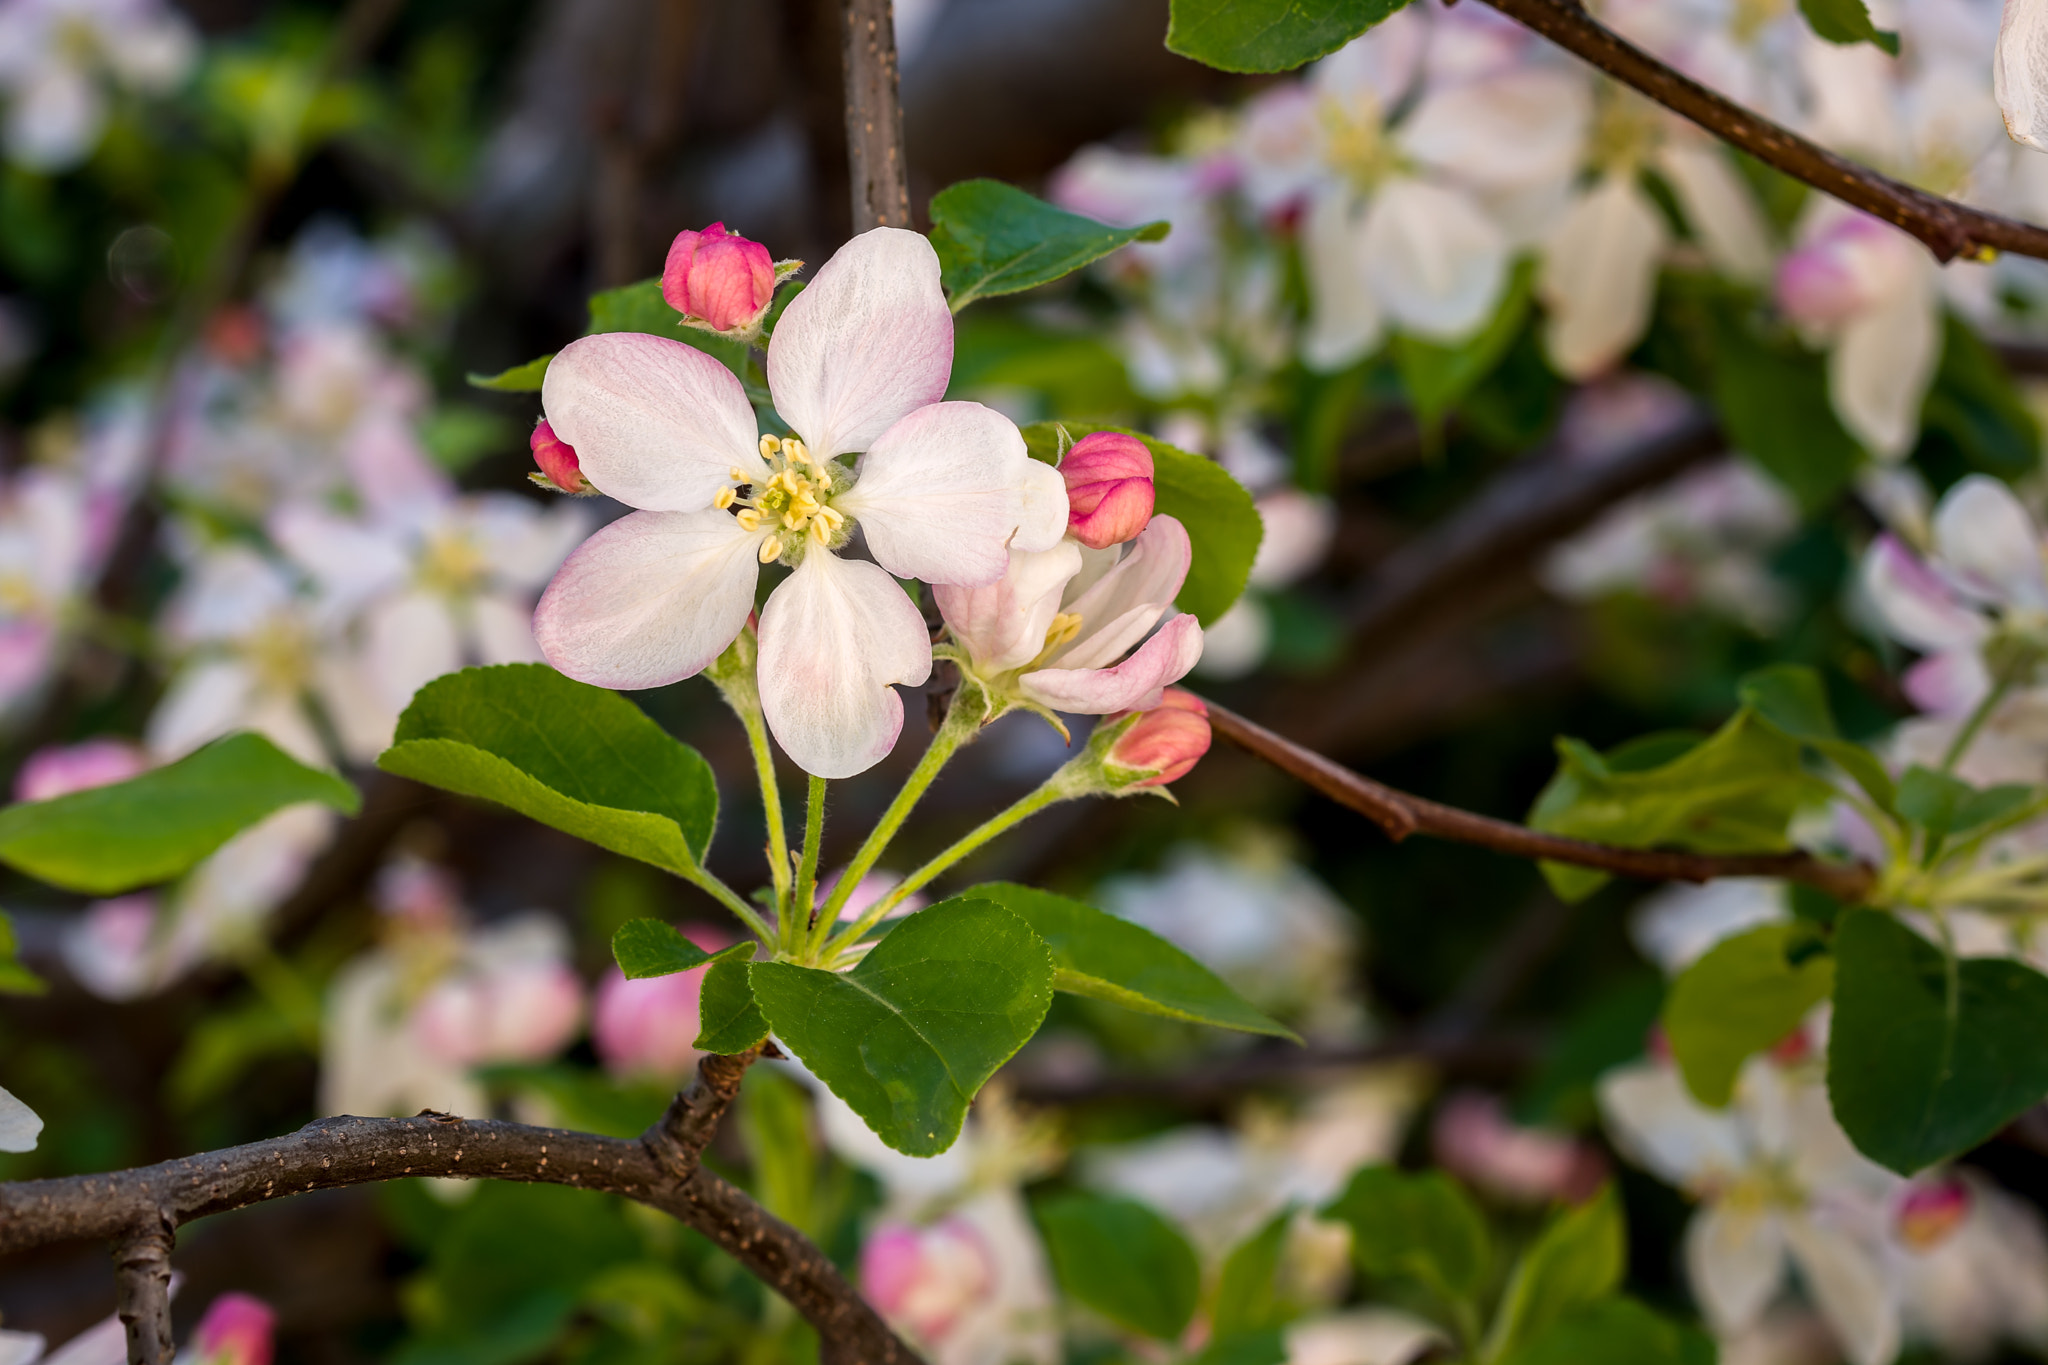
[413, 959, 583, 1066]
[15, 739, 148, 802]
[530, 419, 593, 496]
[1774, 244, 1864, 330]
[1431, 1091, 1607, 1205]
[661, 222, 776, 333]
[861, 1218, 996, 1343]
[1896, 1175, 1972, 1251]
[1106, 688, 1211, 787]
[1060, 432, 1155, 550]
[592, 924, 734, 1080]
[193, 1294, 276, 1365]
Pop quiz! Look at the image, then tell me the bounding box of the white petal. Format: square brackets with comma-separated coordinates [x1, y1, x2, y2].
[766, 227, 954, 458]
[1055, 515, 1193, 670]
[1362, 179, 1508, 341]
[541, 332, 764, 511]
[532, 510, 763, 689]
[836, 401, 1050, 586]
[1685, 1203, 1787, 1333]
[1013, 457, 1071, 553]
[7, 66, 102, 171]
[1829, 274, 1939, 461]
[146, 660, 258, 761]
[314, 649, 401, 766]
[1860, 536, 1988, 653]
[1784, 1215, 1901, 1365]
[1657, 140, 1774, 281]
[471, 591, 545, 664]
[933, 540, 1084, 676]
[1933, 474, 2048, 609]
[1597, 1062, 1750, 1187]
[1539, 175, 1669, 380]
[1398, 68, 1593, 191]
[1284, 1307, 1447, 1365]
[0, 1329, 45, 1365]
[0, 1083, 41, 1153]
[41, 1315, 128, 1365]
[270, 504, 409, 616]
[1998, 0, 2048, 151]
[758, 551, 932, 778]
[1301, 188, 1386, 370]
[368, 591, 464, 715]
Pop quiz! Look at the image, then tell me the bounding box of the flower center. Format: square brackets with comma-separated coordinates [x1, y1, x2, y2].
[1030, 612, 1084, 670]
[719, 435, 850, 565]
[419, 529, 488, 595]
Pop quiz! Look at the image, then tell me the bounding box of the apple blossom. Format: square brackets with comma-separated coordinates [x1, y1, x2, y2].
[661, 223, 777, 335]
[14, 737, 146, 801]
[935, 513, 1203, 719]
[1430, 1090, 1607, 1204]
[1890, 1171, 2048, 1355]
[1103, 687, 1211, 787]
[592, 924, 732, 1080]
[532, 226, 1066, 778]
[1057, 432, 1154, 550]
[188, 1294, 276, 1365]
[529, 418, 594, 495]
[0, 0, 196, 171]
[861, 1218, 998, 1345]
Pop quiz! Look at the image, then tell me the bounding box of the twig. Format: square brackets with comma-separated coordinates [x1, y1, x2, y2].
[1479, 0, 2048, 263]
[1201, 698, 1878, 902]
[0, 1056, 922, 1365]
[113, 1225, 175, 1365]
[841, 0, 913, 230]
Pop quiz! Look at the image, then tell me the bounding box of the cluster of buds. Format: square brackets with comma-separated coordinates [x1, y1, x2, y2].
[661, 222, 803, 342]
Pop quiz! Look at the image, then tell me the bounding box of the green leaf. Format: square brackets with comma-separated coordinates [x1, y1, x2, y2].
[1710, 310, 1864, 510]
[1212, 1212, 1291, 1339]
[1663, 923, 1834, 1107]
[1829, 909, 2048, 1173]
[378, 664, 718, 878]
[0, 912, 44, 996]
[1529, 706, 1837, 901]
[748, 896, 1054, 1156]
[930, 179, 1168, 312]
[1498, 1298, 1701, 1365]
[585, 279, 752, 377]
[1796, 0, 1900, 54]
[1895, 766, 2035, 842]
[964, 882, 1295, 1039]
[1019, 421, 1262, 625]
[1737, 664, 1894, 809]
[1036, 1193, 1202, 1340]
[465, 354, 552, 392]
[1166, 0, 1412, 73]
[1923, 314, 2042, 479]
[1391, 261, 1533, 433]
[611, 919, 717, 979]
[695, 944, 768, 1054]
[0, 733, 358, 895]
[1484, 1185, 1626, 1363]
[1191, 1329, 1289, 1365]
[1322, 1166, 1490, 1308]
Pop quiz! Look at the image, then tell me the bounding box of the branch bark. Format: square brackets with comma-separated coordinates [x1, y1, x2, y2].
[0, 1055, 922, 1365]
[113, 1226, 174, 1365]
[1201, 698, 1878, 902]
[841, 0, 913, 230]
[1479, 0, 2048, 264]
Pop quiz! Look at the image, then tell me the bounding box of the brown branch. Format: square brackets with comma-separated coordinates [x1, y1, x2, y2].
[0, 1057, 922, 1365]
[1479, 0, 2048, 263]
[841, 0, 913, 230]
[113, 1225, 174, 1365]
[1201, 698, 1878, 902]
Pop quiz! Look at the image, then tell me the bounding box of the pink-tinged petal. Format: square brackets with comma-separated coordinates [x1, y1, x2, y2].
[1860, 535, 1987, 653]
[15, 738, 147, 802]
[1998, 0, 2048, 151]
[758, 551, 932, 778]
[193, 1294, 276, 1365]
[1062, 432, 1155, 550]
[1103, 687, 1211, 786]
[1904, 650, 1991, 718]
[1020, 613, 1203, 714]
[1933, 474, 2048, 609]
[837, 401, 1049, 586]
[765, 227, 952, 458]
[541, 333, 764, 511]
[533, 510, 762, 689]
[1055, 515, 1193, 670]
[933, 541, 1083, 676]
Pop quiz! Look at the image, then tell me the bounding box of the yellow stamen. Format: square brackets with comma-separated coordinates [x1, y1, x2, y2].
[735, 508, 762, 532]
[730, 466, 750, 482]
[712, 487, 736, 510]
[1044, 613, 1083, 652]
[759, 435, 781, 458]
[758, 535, 783, 564]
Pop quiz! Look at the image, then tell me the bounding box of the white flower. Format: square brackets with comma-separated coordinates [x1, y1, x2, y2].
[0, 467, 91, 715]
[1283, 1309, 1447, 1365]
[0, 0, 196, 170]
[533, 227, 1066, 777]
[1599, 1056, 1903, 1365]
[1630, 878, 1791, 974]
[1891, 1173, 2048, 1355]
[0, 1082, 41, 1152]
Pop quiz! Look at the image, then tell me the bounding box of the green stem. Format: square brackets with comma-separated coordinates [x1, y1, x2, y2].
[790, 776, 827, 955]
[1940, 669, 2017, 773]
[685, 865, 777, 944]
[742, 705, 793, 912]
[820, 770, 1075, 964]
[811, 688, 983, 944]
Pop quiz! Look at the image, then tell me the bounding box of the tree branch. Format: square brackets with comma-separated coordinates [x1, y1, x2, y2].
[0, 1055, 922, 1365]
[1200, 697, 1877, 902]
[113, 1225, 174, 1365]
[1479, 0, 2048, 264]
[841, 0, 913, 230]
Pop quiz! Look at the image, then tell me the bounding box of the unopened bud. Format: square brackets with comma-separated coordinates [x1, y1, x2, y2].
[861, 1218, 996, 1343]
[1105, 688, 1210, 787]
[662, 222, 776, 334]
[1061, 431, 1155, 550]
[592, 925, 733, 1080]
[193, 1293, 276, 1365]
[1896, 1176, 1971, 1251]
[530, 419, 595, 496]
